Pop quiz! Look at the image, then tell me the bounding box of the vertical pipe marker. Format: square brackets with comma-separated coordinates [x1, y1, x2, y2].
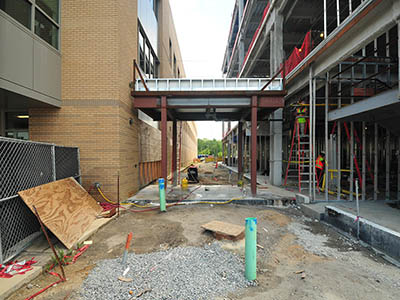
[245, 217, 257, 280]
[159, 178, 166, 212]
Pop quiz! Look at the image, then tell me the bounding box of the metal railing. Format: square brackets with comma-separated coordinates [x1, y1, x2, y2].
[0, 137, 81, 264]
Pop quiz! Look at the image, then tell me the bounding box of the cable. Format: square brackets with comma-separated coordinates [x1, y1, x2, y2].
[97, 186, 153, 208]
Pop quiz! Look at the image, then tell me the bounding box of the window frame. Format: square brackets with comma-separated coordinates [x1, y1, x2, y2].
[33, 0, 60, 50]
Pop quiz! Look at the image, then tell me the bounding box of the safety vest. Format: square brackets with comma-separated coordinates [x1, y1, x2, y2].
[315, 155, 324, 170]
[297, 107, 307, 123]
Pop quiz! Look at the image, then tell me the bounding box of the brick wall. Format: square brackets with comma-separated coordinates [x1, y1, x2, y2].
[29, 0, 197, 201]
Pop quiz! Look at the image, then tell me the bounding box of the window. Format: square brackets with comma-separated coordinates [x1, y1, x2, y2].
[35, 8, 58, 49]
[169, 39, 172, 65]
[0, 0, 31, 29]
[178, 68, 180, 79]
[173, 54, 177, 77]
[138, 24, 159, 78]
[36, 0, 59, 23]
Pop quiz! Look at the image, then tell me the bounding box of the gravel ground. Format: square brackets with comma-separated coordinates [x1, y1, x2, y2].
[80, 243, 251, 300]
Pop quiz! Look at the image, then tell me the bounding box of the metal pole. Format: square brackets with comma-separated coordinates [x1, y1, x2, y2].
[161, 96, 168, 189]
[398, 136, 400, 201]
[362, 122, 366, 201]
[323, 0, 327, 39]
[374, 123, 378, 200]
[238, 122, 243, 179]
[336, 0, 340, 27]
[337, 64, 342, 201]
[386, 129, 390, 200]
[325, 72, 329, 201]
[313, 77, 317, 201]
[117, 172, 120, 217]
[172, 120, 177, 186]
[33, 206, 66, 281]
[349, 0, 352, 14]
[350, 64, 355, 201]
[309, 67, 313, 198]
[355, 180, 360, 240]
[251, 96, 258, 196]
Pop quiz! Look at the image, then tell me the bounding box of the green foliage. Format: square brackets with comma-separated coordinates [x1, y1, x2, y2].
[198, 138, 222, 157]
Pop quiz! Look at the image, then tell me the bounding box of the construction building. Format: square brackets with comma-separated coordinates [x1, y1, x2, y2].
[0, 0, 198, 200]
[222, 0, 400, 203]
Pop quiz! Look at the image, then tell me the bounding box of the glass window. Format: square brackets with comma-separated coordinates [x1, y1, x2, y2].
[36, 0, 58, 23]
[35, 9, 58, 49]
[0, 0, 31, 29]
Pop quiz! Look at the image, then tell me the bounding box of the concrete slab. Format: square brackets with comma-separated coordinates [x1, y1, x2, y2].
[301, 201, 400, 262]
[303, 201, 400, 232]
[0, 266, 42, 300]
[129, 184, 295, 207]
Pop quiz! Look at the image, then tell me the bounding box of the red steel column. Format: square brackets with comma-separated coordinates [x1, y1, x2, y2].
[172, 120, 177, 186]
[161, 96, 168, 189]
[238, 121, 243, 179]
[251, 96, 258, 196]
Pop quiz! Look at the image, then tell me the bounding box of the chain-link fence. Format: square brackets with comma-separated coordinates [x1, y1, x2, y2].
[0, 137, 81, 264]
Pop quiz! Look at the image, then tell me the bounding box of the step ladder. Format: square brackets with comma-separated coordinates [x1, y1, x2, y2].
[284, 117, 312, 192]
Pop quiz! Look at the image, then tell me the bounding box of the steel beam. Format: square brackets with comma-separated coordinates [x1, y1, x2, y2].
[328, 89, 398, 121]
[251, 96, 258, 196]
[161, 96, 168, 189]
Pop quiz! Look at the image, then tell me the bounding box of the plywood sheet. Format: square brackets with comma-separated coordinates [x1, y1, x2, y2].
[18, 177, 102, 249]
[201, 221, 245, 241]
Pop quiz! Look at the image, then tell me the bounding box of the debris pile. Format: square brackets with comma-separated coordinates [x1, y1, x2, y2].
[81, 243, 251, 299]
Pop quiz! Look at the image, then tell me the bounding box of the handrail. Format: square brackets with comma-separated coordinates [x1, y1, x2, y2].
[133, 59, 149, 92]
[261, 63, 285, 91]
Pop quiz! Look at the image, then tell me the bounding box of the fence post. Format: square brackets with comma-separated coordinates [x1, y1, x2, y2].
[0, 226, 3, 264]
[76, 148, 82, 184]
[51, 145, 56, 181]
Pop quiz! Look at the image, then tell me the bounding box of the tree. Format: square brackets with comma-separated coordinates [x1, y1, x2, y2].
[197, 138, 222, 157]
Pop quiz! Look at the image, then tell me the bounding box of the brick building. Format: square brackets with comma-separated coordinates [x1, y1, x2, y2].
[0, 0, 197, 199]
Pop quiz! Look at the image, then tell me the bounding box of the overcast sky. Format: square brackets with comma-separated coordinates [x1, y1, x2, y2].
[169, 0, 235, 140]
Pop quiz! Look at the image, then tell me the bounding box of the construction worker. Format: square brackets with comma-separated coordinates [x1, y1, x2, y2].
[296, 102, 308, 136]
[315, 151, 325, 187]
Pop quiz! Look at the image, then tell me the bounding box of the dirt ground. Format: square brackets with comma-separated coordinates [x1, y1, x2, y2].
[192, 162, 249, 185]
[8, 204, 400, 300]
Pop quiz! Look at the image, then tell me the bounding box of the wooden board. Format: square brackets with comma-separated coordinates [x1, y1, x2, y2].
[201, 221, 245, 241]
[18, 177, 102, 249]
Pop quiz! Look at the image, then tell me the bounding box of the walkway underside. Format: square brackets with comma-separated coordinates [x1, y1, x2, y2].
[132, 90, 285, 121]
[132, 78, 286, 196]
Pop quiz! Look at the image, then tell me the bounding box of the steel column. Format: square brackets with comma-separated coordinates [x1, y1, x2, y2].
[337, 64, 342, 201]
[325, 72, 329, 201]
[238, 122, 243, 179]
[172, 120, 177, 186]
[323, 0, 327, 39]
[161, 96, 168, 189]
[398, 136, 400, 201]
[386, 129, 390, 200]
[309, 67, 313, 198]
[362, 122, 366, 200]
[312, 77, 317, 201]
[251, 96, 258, 196]
[374, 123, 378, 200]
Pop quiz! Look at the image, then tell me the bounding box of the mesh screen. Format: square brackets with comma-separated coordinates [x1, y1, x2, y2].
[0, 138, 80, 263]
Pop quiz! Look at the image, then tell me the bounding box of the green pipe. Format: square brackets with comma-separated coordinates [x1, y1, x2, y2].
[245, 217, 257, 280]
[158, 178, 166, 212]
